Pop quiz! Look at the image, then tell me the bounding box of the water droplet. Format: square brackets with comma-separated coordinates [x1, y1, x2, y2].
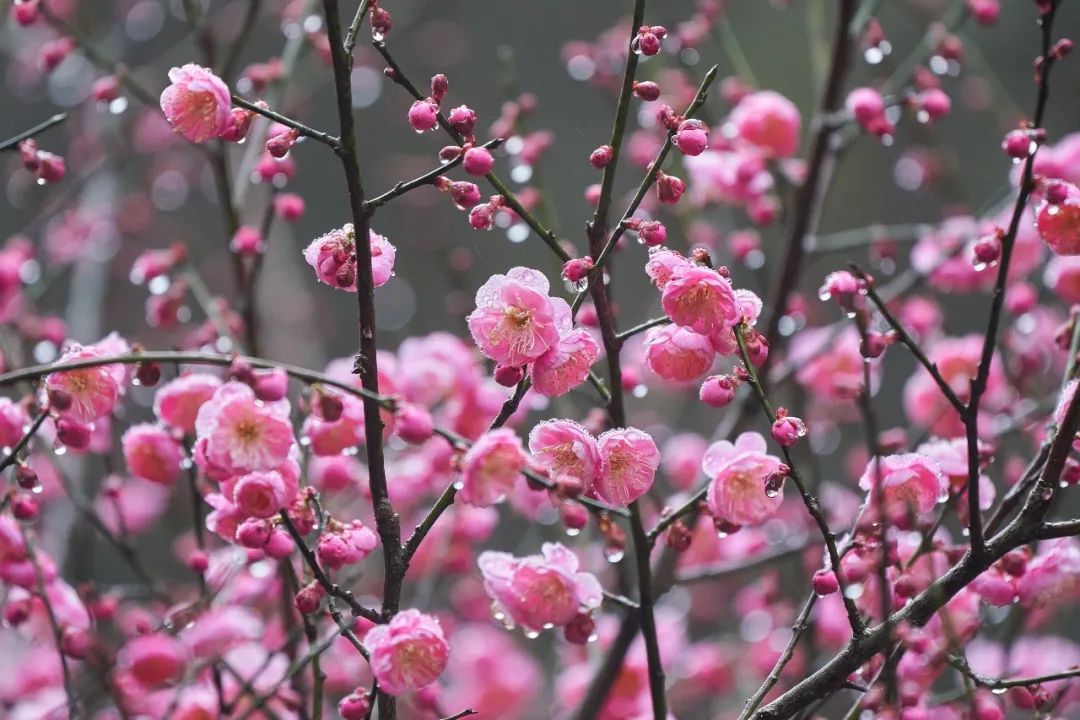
[525, 630, 540, 639]
[991, 688, 1008, 696]
[765, 486, 780, 499]
[565, 527, 580, 537]
[371, 29, 385, 42]
[604, 547, 624, 563]
[818, 289, 833, 302]
[542, 623, 554, 630]
[36, 178, 47, 187]
[453, 480, 464, 491]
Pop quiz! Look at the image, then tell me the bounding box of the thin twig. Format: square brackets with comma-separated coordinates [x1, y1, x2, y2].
[965, 0, 1061, 561]
[0, 114, 68, 153]
[734, 324, 866, 637]
[231, 95, 342, 150]
[363, 137, 504, 211]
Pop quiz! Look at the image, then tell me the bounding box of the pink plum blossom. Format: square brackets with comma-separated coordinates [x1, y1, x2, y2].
[159, 64, 232, 143]
[527, 419, 601, 491]
[727, 90, 802, 157]
[478, 542, 602, 632]
[153, 373, 223, 433]
[595, 427, 660, 506]
[459, 428, 527, 506]
[644, 325, 715, 383]
[364, 609, 449, 695]
[121, 423, 183, 485]
[530, 328, 600, 397]
[661, 264, 740, 335]
[858, 453, 946, 516]
[195, 382, 295, 475]
[45, 345, 122, 423]
[117, 633, 189, 688]
[303, 224, 396, 293]
[703, 432, 784, 526]
[467, 267, 565, 368]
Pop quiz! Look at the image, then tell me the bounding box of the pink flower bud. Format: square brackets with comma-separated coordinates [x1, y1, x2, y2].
[12, 494, 38, 521]
[463, 146, 494, 176]
[1002, 129, 1034, 159]
[917, 88, 951, 120]
[430, 74, 449, 104]
[771, 409, 806, 447]
[236, 518, 272, 548]
[674, 119, 709, 156]
[92, 75, 121, 103]
[408, 100, 439, 133]
[186, 550, 209, 574]
[295, 581, 325, 613]
[395, 403, 434, 443]
[972, 232, 1002, 268]
[469, 203, 496, 230]
[61, 627, 91, 660]
[562, 613, 596, 645]
[371, 6, 392, 37]
[585, 183, 602, 205]
[635, 30, 662, 56]
[316, 533, 350, 569]
[590, 144, 614, 168]
[967, 0, 1000, 25]
[812, 569, 840, 596]
[656, 172, 685, 204]
[252, 368, 288, 401]
[632, 81, 661, 101]
[1046, 180, 1071, 204]
[35, 152, 66, 184]
[266, 128, 300, 158]
[494, 364, 525, 387]
[449, 181, 481, 209]
[230, 226, 265, 257]
[15, 465, 37, 490]
[19, 139, 39, 171]
[11, 0, 40, 26]
[4, 598, 29, 626]
[55, 418, 91, 450]
[559, 501, 589, 532]
[316, 391, 344, 421]
[846, 87, 886, 129]
[220, 107, 254, 142]
[447, 105, 477, 137]
[273, 192, 306, 220]
[818, 270, 861, 308]
[636, 219, 667, 246]
[40, 37, 75, 72]
[699, 374, 737, 407]
[562, 257, 595, 284]
[264, 528, 295, 559]
[339, 692, 372, 720]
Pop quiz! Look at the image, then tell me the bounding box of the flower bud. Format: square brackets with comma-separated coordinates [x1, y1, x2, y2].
[395, 403, 434, 444]
[699, 374, 736, 407]
[562, 257, 595, 284]
[295, 581, 325, 614]
[590, 145, 614, 169]
[407, 100, 439, 133]
[771, 408, 806, 447]
[632, 81, 661, 101]
[462, 146, 494, 176]
[812, 569, 839, 596]
[494, 364, 524, 387]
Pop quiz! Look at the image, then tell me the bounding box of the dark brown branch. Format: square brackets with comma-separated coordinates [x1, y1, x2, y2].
[363, 137, 504, 211]
[231, 94, 341, 150]
[763, 0, 857, 365]
[966, 0, 1061, 561]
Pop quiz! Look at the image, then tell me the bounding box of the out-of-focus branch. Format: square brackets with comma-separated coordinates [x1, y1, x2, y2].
[0, 114, 68, 153]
